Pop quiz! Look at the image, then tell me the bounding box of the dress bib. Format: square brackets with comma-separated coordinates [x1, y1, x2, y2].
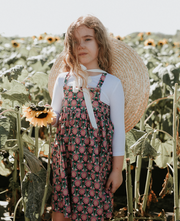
[51, 72, 114, 221]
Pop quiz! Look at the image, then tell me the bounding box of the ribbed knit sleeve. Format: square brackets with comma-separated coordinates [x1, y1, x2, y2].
[109, 80, 125, 156]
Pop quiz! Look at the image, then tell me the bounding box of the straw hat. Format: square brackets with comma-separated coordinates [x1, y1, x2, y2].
[48, 37, 150, 133]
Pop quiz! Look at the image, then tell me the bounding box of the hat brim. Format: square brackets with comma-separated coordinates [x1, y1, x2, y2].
[48, 37, 150, 133]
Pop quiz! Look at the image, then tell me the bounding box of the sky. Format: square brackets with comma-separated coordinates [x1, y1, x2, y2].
[0, 0, 180, 38]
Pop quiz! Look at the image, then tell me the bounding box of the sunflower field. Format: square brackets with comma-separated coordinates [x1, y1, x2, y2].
[0, 31, 180, 220]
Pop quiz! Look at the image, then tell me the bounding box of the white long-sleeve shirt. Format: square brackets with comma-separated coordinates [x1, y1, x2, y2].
[51, 71, 125, 156]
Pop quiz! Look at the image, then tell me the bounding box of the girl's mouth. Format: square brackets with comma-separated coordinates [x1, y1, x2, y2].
[79, 53, 87, 56]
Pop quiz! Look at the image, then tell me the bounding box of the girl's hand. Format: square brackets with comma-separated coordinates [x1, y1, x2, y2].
[105, 170, 123, 193]
[44, 104, 56, 125]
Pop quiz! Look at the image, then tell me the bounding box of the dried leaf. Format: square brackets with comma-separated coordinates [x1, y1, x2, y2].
[159, 171, 173, 198]
[23, 147, 45, 173]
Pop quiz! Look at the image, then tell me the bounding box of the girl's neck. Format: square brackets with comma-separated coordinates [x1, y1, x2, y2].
[88, 72, 102, 76]
[83, 65, 103, 76]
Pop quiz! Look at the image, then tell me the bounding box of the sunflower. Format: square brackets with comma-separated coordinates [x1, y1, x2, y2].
[139, 36, 144, 41]
[115, 35, 123, 41]
[173, 42, 180, 47]
[158, 39, 168, 46]
[11, 40, 20, 48]
[157, 40, 165, 46]
[45, 35, 56, 44]
[109, 32, 114, 37]
[146, 32, 151, 35]
[32, 36, 37, 40]
[54, 36, 61, 42]
[138, 32, 144, 38]
[162, 38, 168, 44]
[144, 39, 155, 47]
[38, 35, 43, 40]
[22, 104, 56, 127]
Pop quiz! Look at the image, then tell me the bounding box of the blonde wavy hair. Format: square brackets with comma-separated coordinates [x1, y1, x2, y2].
[60, 14, 113, 89]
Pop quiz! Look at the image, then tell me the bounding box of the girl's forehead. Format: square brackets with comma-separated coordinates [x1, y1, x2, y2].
[74, 25, 95, 38]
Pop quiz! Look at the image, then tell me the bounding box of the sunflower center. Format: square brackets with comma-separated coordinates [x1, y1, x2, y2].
[35, 113, 48, 118]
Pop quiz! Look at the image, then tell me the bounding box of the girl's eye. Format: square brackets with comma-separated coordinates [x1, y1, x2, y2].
[85, 38, 91, 41]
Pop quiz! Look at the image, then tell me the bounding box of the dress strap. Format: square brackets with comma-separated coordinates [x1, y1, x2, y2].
[64, 72, 70, 86]
[97, 73, 107, 89]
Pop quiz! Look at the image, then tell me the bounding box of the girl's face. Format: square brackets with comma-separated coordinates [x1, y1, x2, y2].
[74, 25, 99, 70]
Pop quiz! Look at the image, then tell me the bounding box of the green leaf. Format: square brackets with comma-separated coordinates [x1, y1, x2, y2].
[142, 141, 159, 159]
[29, 72, 48, 89]
[126, 128, 146, 156]
[123, 128, 146, 170]
[149, 82, 162, 100]
[18, 46, 29, 58]
[22, 168, 52, 221]
[1, 76, 11, 90]
[0, 111, 17, 148]
[130, 130, 159, 159]
[1, 79, 30, 104]
[41, 87, 52, 104]
[17, 69, 29, 82]
[130, 128, 146, 140]
[0, 116, 10, 148]
[27, 55, 49, 72]
[145, 124, 154, 134]
[22, 133, 35, 149]
[0, 159, 12, 176]
[154, 138, 173, 168]
[23, 147, 44, 173]
[1, 65, 24, 82]
[3, 52, 19, 65]
[130, 133, 148, 156]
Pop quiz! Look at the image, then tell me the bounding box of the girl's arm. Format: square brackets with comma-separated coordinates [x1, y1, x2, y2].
[109, 80, 125, 171]
[50, 74, 65, 127]
[105, 80, 125, 193]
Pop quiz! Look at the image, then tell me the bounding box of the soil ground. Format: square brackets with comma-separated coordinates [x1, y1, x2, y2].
[0, 190, 175, 221]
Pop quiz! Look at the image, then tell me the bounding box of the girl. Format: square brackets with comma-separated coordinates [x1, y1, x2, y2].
[50, 15, 125, 221]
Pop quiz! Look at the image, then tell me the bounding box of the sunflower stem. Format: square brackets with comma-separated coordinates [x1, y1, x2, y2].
[40, 124, 52, 216]
[134, 113, 145, 209]
[179, 181, 180, 218]
[126, 158, 133, 221]
[29, 126, 33, 137]
[13, 197, 23, 221]
[15, 106, 29, 221]
[12, 151, 17, 209]
[142, 131, 156, 212]
[35, 126, 39, 157]
[172, 83, 179, 220]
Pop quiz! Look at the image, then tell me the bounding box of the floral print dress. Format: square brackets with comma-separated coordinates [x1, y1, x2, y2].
[51, 72, 114, 221]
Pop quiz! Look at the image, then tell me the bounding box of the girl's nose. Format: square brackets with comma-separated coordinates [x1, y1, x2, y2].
[78, 41, 85, 49]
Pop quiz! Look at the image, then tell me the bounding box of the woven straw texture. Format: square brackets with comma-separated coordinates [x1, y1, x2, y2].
[48, 37, 150, 133]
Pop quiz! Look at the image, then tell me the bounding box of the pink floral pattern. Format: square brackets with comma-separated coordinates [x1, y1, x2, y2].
[51, 73, 114, 220]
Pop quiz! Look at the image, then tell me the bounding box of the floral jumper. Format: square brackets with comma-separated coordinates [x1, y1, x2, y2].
[51, 72, 115, 221]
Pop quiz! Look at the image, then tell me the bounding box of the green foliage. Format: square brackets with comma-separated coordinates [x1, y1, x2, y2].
[129, 129, 159, 159]
[1, 65, 24, 82]
[154, 139, 173, 168]
[1, 80, 30, 104]
[0, 32, 180, 218]
[22, 168, 52, 221]
[0, 116, 10, 147]
[23, 147, 45, 173]
[0, 158, 12, 176]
